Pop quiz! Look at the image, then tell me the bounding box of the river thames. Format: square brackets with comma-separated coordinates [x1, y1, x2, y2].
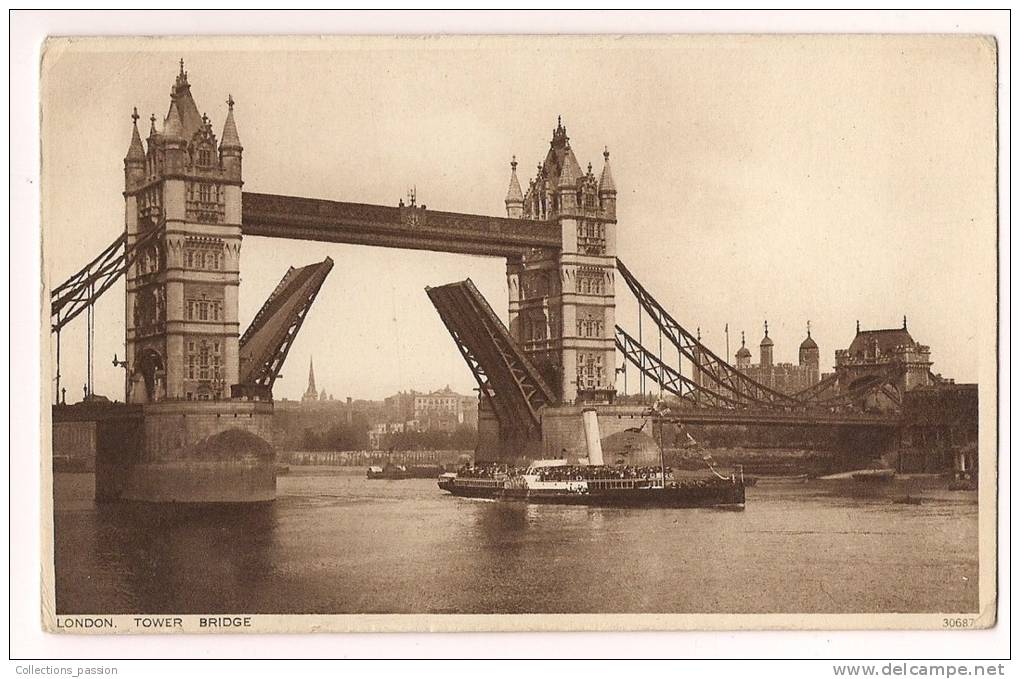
[53, 467, 978, 615]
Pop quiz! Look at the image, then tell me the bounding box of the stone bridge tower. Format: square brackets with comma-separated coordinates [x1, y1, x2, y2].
[503, 118, 618, 404]
[123, 61, 243, 403]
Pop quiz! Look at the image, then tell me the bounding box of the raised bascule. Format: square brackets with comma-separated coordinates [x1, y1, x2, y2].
[52, 63, 923, 502]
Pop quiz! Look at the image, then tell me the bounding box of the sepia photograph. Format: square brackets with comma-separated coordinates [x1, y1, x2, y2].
[37, 31, 997, 635]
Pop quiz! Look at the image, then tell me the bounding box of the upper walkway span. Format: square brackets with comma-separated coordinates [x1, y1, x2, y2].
[241, 192, 560, 257]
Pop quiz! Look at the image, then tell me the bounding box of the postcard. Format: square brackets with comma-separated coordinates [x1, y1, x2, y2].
[40, 34, 997, 633]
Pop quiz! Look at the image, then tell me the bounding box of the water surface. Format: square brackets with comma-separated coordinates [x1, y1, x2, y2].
[54, 467, 979, 614]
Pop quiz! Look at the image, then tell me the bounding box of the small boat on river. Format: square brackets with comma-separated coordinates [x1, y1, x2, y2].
[851, 468, 896, 484]
[367, 463, 408, 480]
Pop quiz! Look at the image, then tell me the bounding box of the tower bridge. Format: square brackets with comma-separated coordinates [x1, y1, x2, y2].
[51, 62, 909, 502]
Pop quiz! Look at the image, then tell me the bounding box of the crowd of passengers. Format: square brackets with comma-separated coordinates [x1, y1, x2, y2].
[533, 465, 671, 482]
[457, 463, 735, 486]
[456, 463, 515, 478]
[458, 463, 676, 482]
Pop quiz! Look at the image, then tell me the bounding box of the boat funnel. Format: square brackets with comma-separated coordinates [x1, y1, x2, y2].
[582, 408, 604, 466]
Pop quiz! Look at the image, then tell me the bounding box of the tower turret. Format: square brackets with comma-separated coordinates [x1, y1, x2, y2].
[123, 61, 244, 404]
[220, 94, 243, 181]
[504, 156, 524, 218]
[124, 107, 146, 189]
[556, 140, 583, 213]
[735, 332, 752, 369]
[598, 147, 617, 220]
[505, 116, 618, 403]
[162, 97, 187, 175]
[799, 320, 820, 384]
[760, 321, 774, 368]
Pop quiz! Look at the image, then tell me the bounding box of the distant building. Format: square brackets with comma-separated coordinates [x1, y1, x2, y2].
[413, 386, 478, 431]
[381, 386, 478, 432]
[732, 322, 820, 395]
[834, 318, 933, 404]
[384, 390, 418, 422]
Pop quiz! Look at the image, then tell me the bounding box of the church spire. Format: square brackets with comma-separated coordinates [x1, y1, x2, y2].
[302, 357, 318, 402]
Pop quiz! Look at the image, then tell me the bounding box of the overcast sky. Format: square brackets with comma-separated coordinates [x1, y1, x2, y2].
[42, 36, 996, 402]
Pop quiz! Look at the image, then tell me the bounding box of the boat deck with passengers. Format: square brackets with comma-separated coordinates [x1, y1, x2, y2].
[438, 459, 745, 509]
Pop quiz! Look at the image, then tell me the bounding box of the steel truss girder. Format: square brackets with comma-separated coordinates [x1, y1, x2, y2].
[792, 371, 839, 402]
[815, 369, 904, 409]
[238, 258, 334, 390]
[616, 258, 801, 408]
[427, 279, 556, 438]
[50, 227, 161, 332]
[615, 326, 742, 408]
[790, 365, 904, 410]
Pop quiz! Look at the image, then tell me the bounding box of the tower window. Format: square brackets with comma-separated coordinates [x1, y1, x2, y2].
[577, 220, 606, 255]
[183, 241, 225, 270]
[186, 297, 223, 322]
[199, 341, 210, 380]
[576, 352, 606, 389]
[186, 337, 222, 388]
[576, 270, 605, 296]
[575, 310, 604, 338]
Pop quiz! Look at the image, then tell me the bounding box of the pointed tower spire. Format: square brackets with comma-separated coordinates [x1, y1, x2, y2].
[505, 155, 524, 218]
[124, 107, 146, 189]
[598, 146, 617, 220]
[558, 148, 580, 188]
[807, 320, 811, 339]
[903, 315, 908, 330]
[598, 147, 617, 195]
[220, 94, 242, 150]
[163, 58, 203, 140]
[220, 94, 243, 179]
[163, 98, 184, 140]
[551, 115, 568, 148]
[125, 107, 145, 162]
